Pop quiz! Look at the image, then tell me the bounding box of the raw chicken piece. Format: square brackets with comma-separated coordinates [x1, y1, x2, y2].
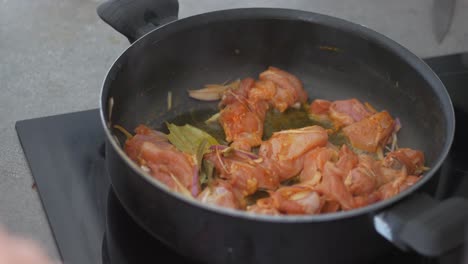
[353, 174, 420, 208]
[321, 200, 341, 213]
[134, 124, 168, 138]
[248, 80, 280, 108]
[309, 99, 331, 115]
[353, 192, 381, 208]
[205, 149, 279, 198]
[342, 111, 395, 152]
[249, 186, 321, 215]
[197, 180, 240, 209]
[259, 126, 328, 181]
[218, 78, 269, 151]
[315, 162, 355, 210]
[271, 186, 322, 214]
[219, 99, 268, 151]
[219, 67, 309, 150]
[219, 78, 255, 107]
[259, 66, 308, 111]
[383, 148, 425, 175]
[345, 147, 424, 196]
[125, 128, 196, 197]
[329, 99, 372, 127]
[378, 175, 421, 199]
[124, 125, 171, 161]
[335, 145, 359, 177]
[140, 143, 195, 196]
[247, 197, 281, 215]
[299, 147, 338, 187]
[308, 99, 332, 122]
[344, 155, 379, 196]
[377, 147, 424, 187]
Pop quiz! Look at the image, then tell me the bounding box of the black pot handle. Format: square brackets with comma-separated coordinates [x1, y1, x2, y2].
[374, 193, 468, 256]
[97, 0, 179, 43]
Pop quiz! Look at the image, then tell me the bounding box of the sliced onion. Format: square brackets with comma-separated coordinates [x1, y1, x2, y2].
[167, 91, 172, 110]
[291, 102, 301, 109]
[188, 85, 228, 101]
[192, 166, 200, 197]
[205, 112, 220, 124]
[209, 145, 259, 160]
[364, 102, 377, 113]
[113, 125, 133, 140]
[140, 165, 150, 173]
[376, 147, 384, 160]
[390, 133, 398, 152]
[395, 117, 402, 132]
[169, 173, 192, 198]
[214, 147, 229, 173]
[209, 145, 229, 151]
[234, 149, 260, 160]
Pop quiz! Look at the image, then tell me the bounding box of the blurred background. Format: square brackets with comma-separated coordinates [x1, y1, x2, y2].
[1, 0, 467, 259]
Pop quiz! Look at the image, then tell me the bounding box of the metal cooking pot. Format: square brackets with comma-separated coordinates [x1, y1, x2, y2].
[97, 0, 467, 263]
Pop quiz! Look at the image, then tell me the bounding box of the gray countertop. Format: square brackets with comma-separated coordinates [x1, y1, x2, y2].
[1, 0, 467, 260]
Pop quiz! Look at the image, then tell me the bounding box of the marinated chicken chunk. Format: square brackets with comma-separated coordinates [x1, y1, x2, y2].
[342, 111, 395, 152]
[259, 126, 328, 181]
[218, 68, 309, 150]
[205, 147, 279, 199]
[125, 125, 195, 197]
[248, 186, 321, 215]
[329, 99, 372, 127]
[218, 78, 268, 151]
[309, 98, 372, 127]
[197, 180, 241, 210]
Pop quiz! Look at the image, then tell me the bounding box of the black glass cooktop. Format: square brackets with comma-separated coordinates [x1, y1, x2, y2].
[16, 53, 468, 264]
